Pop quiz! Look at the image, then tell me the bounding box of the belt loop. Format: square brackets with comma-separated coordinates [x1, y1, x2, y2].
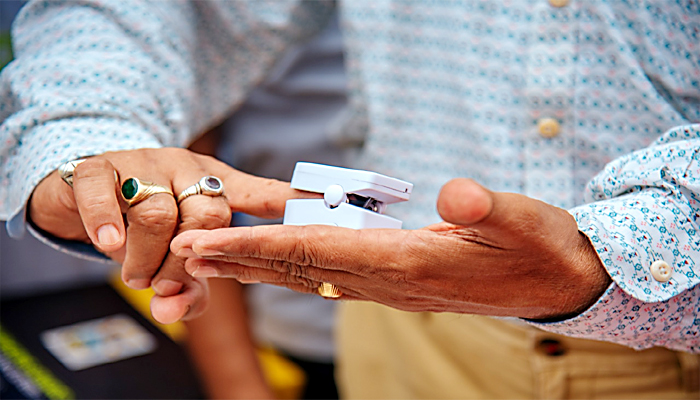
[677, 352, 699, 393]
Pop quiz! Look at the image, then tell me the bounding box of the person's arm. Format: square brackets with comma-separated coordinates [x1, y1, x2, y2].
[529, 124, 700, 352]
[171, 125, 700, 353]
[0, 0, 334, 323]
[185, 278, 273, 399]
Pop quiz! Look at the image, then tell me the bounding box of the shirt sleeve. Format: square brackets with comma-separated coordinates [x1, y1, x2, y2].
[529, 124, 700, 353]
[0, 0, 334, 224]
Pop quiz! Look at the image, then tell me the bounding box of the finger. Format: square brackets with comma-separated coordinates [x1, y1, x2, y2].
[185, 259, 410, 309]
[436, 178, 493, 226]
[183, 256, 322, 295]
[184, 256, 362, 288]
[170, 229, 212, 256]
[150, 277, 209, 324]
[71, 158, 126, 252]
[151, 174, 232, 321]
[184, 258, 368, 300]
[122, 190, 178, 289]
[186, 225, 395, 273]
[436, 178, 574, 238]
[203, 156, 321, 219]
[157, 170, 232, 283]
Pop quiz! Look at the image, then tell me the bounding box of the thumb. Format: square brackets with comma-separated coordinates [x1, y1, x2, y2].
[436, 178, 494, 226]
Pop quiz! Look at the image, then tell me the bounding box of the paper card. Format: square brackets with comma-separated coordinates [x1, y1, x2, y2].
[40, 314, 157, 371]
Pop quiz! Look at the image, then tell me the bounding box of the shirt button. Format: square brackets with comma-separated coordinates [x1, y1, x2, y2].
[549, 0, 569, 7]
[537, 338, 566, 356]
[537, 118, 561, 138]
[650, 260, 673, 282]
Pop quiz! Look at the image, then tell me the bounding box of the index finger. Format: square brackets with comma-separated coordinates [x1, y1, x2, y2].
[206, 157, 321, 219]
[173, 225, 398, 272]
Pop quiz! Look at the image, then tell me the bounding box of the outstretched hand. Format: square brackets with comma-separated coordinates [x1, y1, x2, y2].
[171, 178, 611, 320]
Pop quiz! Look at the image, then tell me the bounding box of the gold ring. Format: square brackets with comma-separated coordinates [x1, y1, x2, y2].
[121, 177, 173, 206]
[318, 282, 342, 298]
[177, 176, 225, 204]
[58, 159, 87, 187]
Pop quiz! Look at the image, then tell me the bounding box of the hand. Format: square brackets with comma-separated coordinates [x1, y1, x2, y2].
[30, 147, 313, 323]
[171, 178, 612, 320]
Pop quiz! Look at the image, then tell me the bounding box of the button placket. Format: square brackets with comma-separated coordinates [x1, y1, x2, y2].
[523, 2, 575, 208]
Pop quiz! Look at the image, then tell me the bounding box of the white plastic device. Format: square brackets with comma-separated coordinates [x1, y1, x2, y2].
[283, 162, 413, 229]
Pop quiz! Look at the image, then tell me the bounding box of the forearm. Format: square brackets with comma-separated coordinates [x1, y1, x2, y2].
[184, 278, 272, 399]
[0, 0, 334, 222]
[0, 0, 193, 221]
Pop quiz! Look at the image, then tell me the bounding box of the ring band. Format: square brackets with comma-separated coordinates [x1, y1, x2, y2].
[58, 158, 119, 188]
[318, 282, 342, 298]
[121, 177, 173, 206]
[177, 176, 225, 203]
[58, 159, 87, 188]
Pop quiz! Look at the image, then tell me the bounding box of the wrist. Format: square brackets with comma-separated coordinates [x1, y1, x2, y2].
[537, 231, 611, 322]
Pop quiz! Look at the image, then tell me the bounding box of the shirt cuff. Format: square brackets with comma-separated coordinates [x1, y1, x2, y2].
[5, 206, 113, 264]
[570, 194, 699, 303]
[528, 282, 700, 353]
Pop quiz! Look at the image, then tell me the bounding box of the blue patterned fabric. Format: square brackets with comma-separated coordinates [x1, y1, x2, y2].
[0, 0, 698, 351]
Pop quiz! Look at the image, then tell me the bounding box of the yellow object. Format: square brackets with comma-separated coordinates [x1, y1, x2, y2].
[109, 273, 306, 399]
[0, 325, 74, 400]
[256, 346, 307, 400]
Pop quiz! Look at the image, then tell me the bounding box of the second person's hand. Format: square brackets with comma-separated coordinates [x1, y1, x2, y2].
[171, 178, 612, 320]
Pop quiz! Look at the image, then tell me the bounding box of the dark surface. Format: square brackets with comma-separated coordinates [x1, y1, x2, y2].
[284, 353, 338, 400]
[1, 284, 204, 399]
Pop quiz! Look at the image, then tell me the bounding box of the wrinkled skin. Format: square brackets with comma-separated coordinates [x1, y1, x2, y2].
[172, 178, 611, 320]
[30, 147, 317, 323]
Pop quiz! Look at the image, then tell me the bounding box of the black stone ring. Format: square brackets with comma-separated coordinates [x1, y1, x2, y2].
[176, 176, 224, 204]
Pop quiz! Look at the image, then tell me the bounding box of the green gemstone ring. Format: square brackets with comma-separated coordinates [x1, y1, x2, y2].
[121, 177, 174, 206]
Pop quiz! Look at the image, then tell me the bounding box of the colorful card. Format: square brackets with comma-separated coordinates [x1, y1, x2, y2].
[40, 314, 157, 371]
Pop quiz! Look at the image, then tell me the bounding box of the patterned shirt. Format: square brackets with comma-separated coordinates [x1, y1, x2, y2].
[1, 0, 698, 352]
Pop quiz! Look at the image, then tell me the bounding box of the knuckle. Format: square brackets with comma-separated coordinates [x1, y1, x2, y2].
[131, 202, 178, 232]
[81, 195, 117, 215]
[287, 227, 317, 266]
[73, 158, 112, 181]
[271, 259, 305, 276]
[269, 259, 317, 288]
[182, 205, 231, 230]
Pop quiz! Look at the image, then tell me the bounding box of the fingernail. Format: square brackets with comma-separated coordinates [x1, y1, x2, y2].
[192, 266, 218, 278]
[237, 279, 260, 284]
[97, 224, 121, 246]
[196, 249, 224, 257]
[175, 248, 198, 258]
[153, 279, 183, 296]
[125, 278, 151, 290]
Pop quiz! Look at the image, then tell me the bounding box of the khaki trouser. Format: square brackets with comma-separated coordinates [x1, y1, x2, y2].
[337, 302, 699, 399]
